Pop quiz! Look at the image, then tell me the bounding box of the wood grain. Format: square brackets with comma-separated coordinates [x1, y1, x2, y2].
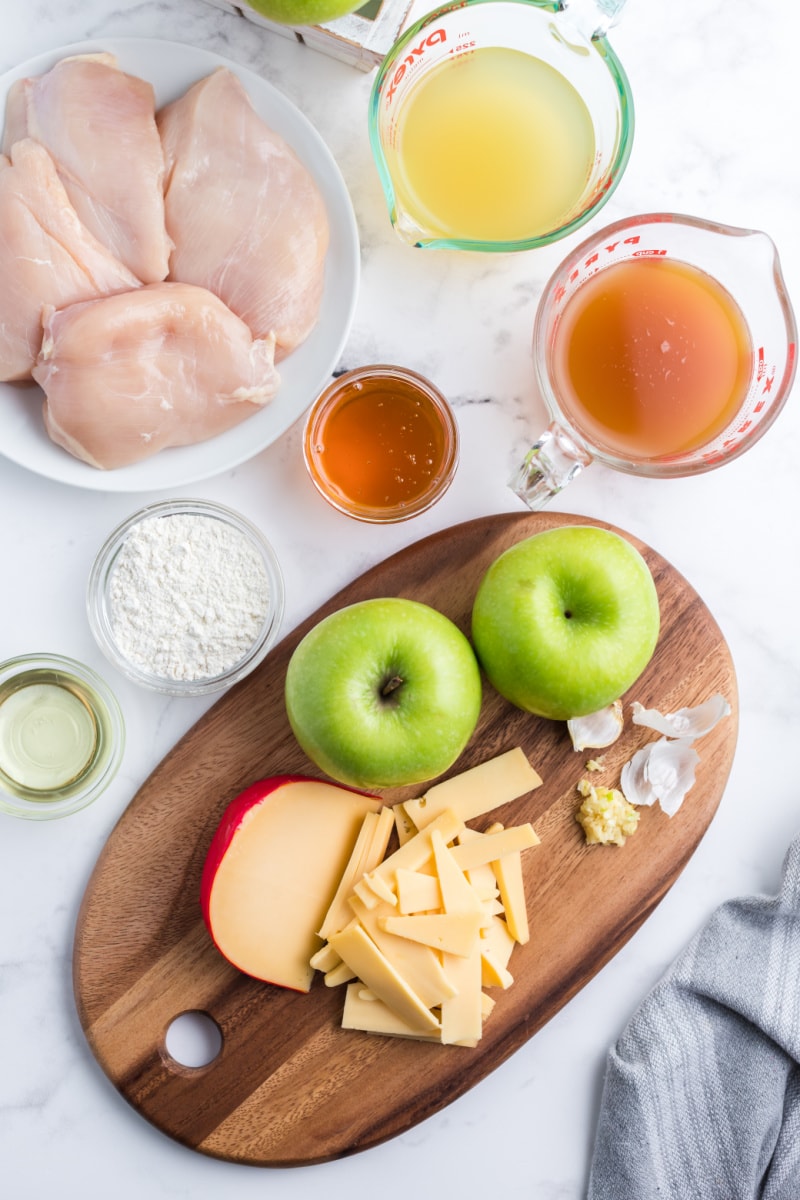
[72, 512, 738, 1165]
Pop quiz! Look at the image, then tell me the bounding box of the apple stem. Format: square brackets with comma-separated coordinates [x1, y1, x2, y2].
[380, 675, 404, 698]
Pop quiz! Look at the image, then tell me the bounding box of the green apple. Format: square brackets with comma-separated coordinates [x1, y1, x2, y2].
[471, 526, 660, 720]
[285, 597, 482, 789]
[244, 0, 365, 26]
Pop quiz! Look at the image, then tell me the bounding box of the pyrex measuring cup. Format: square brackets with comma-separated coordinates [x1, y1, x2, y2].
[510, 212, 798, 510]
[368, 0, 633, 251]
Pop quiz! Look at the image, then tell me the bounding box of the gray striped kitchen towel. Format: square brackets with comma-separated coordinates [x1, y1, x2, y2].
[588, 833, 800, 1198]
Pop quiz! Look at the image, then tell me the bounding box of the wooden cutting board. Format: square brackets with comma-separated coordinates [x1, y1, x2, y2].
[73, 512, 738, 1166]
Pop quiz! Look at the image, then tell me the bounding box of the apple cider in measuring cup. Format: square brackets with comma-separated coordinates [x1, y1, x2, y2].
[550, 258, 753, 461]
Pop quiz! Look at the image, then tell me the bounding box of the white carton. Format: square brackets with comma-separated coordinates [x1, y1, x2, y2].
[199, 0, 415, 71]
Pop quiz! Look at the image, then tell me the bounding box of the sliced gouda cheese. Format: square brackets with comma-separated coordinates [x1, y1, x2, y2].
[329, 921, 440, 1033]
[324, 960, 357, 987]
[431, 829, 483, 916]
[480, 948, 514, 990]
[440, 943, 484, 1048]
[457, 827, 500, 901]
[379, 911, 483, 957]
[349, 894, 457, 1008]
[392, 802, 418, 845]
[404, 748, 541, 830]
[317, 806, 395, 940]
[448, 823, 540, 872]
[481, 914, 516, 969]
[357, 808, 465, 906]
[309, 942, 341, 973]
[360, 872, 397, 907]
[341, 983, 440, 1041]
[395, 867, 442, 914]
[486, 822, 529, 944]
[479, 917, 515, 988]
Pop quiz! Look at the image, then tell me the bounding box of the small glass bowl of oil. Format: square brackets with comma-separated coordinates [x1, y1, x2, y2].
[0, 654, 125, 820]
[303, 365, 459, 523]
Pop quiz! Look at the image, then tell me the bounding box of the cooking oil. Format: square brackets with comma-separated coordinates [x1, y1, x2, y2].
[0, 667, 106, 801]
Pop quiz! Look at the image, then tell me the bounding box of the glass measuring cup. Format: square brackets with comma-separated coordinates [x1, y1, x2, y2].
[368, 0, 633, 251]
[510, 212, 798, 510]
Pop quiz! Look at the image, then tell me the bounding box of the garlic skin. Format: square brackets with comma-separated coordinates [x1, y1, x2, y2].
[567, 699, 624, 752]
[620, 737, 701, 817]
[631, 694, 731, 740]
[620, 693, 731, 817]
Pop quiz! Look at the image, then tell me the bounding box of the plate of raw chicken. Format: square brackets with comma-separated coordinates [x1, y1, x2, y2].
[0, 38, 360, 491]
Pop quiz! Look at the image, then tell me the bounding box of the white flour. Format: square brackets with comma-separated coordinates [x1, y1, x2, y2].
[108, 512, 271, 681]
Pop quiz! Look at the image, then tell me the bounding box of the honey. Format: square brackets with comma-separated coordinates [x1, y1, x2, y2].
[304, 366, 459, 522]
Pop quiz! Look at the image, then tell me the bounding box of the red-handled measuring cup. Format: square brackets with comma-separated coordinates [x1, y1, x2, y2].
[510, 212, 797, 509]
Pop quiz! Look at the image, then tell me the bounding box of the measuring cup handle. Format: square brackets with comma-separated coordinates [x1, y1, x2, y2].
[508, 423, 594, 511]
[562, 0, 629, 38]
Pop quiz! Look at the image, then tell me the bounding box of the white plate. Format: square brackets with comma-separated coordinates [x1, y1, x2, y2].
[0, 38, 360, 492]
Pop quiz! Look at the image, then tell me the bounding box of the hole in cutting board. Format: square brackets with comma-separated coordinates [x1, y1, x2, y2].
[165, 1011, 223, 1068]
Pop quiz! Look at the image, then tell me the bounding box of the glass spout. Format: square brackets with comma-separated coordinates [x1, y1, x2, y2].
[561, 0, 628, 38]
[509, 423, 594, 511]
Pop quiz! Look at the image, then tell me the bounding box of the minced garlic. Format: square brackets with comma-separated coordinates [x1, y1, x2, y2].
[576, 779, 639, 846]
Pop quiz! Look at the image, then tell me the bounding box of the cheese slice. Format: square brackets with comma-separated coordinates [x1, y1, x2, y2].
[448, 822, 539, 872]
[486, 822, 529, 944]
[355, 808, 465, 909]
[431, 829, 483, 916]
[317, 806, 395, 940]
[440, 943, 484, 1047]
[358, 871, 397, 907]
[309, 941, 341, 973]
[341, 983, 440, 1041]
[480, 918, 516, 989]
[403, 748, 542, 830]
[480, 948, 513, 990]
[349, 894, 457, 1008]
[395, 867, 442, 914]
[329, 921, 440, 1033]
[457, 827, 500, 902]
[392, 802, 418, 846]
[324, 960, 357, 987]
[379, 911, 483, 957]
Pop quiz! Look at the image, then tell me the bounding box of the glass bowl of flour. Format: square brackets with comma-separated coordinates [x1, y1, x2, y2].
[87, 499, 285, 697]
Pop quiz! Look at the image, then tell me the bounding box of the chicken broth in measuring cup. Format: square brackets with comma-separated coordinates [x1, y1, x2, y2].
[370, 0, 633, 251]
[387, 46, 596, 244]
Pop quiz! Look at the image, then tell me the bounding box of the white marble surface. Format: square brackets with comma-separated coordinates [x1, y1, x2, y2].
[1, 2, 799, 1196]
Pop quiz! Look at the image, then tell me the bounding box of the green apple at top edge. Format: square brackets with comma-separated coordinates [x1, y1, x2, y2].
[244, 0, 365, 25]
[285, 597, 482, 790]
[471, 526, 660, 721]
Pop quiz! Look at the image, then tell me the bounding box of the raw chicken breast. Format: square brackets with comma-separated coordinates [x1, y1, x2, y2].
[32, 282, 280, 469]
[3, 52, 171, 283]
[158, 68, 329, 359]
[0, 138, 140, 382]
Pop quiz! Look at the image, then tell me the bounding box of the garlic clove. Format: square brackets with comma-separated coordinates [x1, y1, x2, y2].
[630, 693, 731, 740]
[620, 737, 700, 817]
[567, 699, 624, 752]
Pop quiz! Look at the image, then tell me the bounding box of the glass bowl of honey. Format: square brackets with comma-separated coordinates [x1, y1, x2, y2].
[0, 653, 125, 820]
[303, 365, 460, 523]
